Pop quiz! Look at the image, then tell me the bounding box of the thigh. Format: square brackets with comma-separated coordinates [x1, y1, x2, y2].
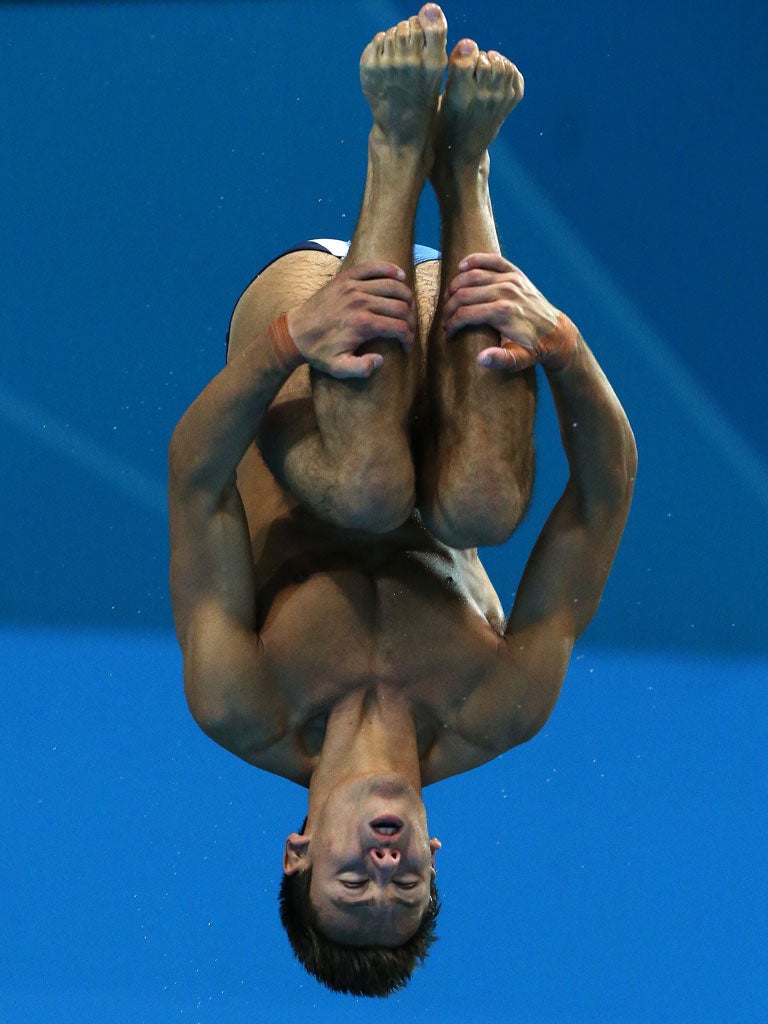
[227, 247, 340, 446]
[228, 248, 427, 531]
[416, 288, 537, 549]
[227, 249, 341, 366]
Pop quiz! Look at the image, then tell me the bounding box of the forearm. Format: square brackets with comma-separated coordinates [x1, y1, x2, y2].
[500, 331, 636, 646]
[169, 319, 302, 503]
[544, 322, 637, 514]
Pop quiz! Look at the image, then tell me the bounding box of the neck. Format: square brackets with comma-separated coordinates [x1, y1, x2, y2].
[306, 687, 422, 827]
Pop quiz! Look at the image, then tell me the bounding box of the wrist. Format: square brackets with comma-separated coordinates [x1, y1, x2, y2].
[540, 312, 579, 373]
[267, 313, 305, 373]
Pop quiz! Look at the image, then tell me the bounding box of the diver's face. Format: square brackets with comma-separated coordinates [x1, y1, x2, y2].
[305, 774, 441, 947]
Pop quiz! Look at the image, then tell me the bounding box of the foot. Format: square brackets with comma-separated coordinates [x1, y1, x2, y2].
[360, 3, 448, 165]
[432, 39, 523, 181]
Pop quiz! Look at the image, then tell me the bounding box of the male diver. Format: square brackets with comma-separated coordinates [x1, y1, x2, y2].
[168, 3, 636, 998]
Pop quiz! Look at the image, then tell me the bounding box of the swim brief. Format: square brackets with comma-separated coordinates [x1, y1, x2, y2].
[226, 238, 441, 359]
[268, 238, 441, 268]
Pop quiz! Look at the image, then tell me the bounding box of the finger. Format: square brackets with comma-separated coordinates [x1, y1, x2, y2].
[349, 260, 407, 282]
[357, 312, 414, 343]
[444, 284, 510, 320]
[363, 283, 415, 306]
[367, 297, 417, 334]
[477, 344, 537, 373]
[446, 268, 504, 299]
[457, 252, 517, 274]
[362, 293, 414, 317]
[359, 280, 415, 306]
[445, 301, 506, 336]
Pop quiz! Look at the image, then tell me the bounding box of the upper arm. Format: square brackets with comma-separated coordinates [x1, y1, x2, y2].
[457, 479, 633, 752]
[508, 473, 634, 648]
[168, 463, 283, 757]
[458, 331, 637, 752]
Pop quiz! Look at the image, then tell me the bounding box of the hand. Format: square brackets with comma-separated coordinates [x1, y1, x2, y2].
[443, 252, 575, 372]
[286, 261, 416, 379]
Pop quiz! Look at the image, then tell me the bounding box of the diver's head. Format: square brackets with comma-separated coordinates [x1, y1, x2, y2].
[279, 773, 442, 996]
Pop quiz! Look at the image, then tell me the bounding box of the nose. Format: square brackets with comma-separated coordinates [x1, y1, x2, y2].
[369, 846, 400, 875]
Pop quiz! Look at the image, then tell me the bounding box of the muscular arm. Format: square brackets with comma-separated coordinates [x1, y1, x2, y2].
[499, 327, 637, 727]
[168, 261, 415, 754]
[168, 328, 295, 752]
[444, 254, 637, 748]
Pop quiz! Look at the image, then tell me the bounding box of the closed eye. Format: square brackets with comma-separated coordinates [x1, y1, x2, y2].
[339, 878, 419, 890]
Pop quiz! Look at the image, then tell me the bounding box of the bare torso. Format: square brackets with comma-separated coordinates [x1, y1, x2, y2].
[235, 442, 511, 788]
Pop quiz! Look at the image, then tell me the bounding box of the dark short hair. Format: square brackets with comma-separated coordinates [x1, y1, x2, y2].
[278, 852, 441, 997]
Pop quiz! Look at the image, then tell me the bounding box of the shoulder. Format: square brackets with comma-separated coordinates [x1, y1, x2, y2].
[450, 630, 570, 759]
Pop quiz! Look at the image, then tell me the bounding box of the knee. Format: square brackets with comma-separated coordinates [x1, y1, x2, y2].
[330, 456, 416, 534]
[420, 470, 533, 549]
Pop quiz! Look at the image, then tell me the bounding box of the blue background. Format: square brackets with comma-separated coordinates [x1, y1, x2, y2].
[2, 1, 766, 1020]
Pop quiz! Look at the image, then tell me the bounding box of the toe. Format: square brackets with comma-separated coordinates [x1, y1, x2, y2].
[487, 50, 505, 74]
[361, 31, 385, 65]
[512, 64, 524, 101]
[407, 14, 425, 50]
[395, 20, 412, 48]
[449, 38, 479, 68]
[502, 58, 523, 104]
[474, 50, 493, 85]
[382, 24, 399, 57]
[419, 3, 448, 50]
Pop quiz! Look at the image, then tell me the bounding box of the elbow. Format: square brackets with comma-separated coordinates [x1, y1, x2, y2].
[184, 680, 238, 747]
[517, 706, 555, 746]
[184, 684, 275, 761]
[189, 705, 234, 748]
[185, 687, 223, 738]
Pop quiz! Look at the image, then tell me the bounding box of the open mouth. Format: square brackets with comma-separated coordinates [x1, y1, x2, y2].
[370, 816, 403, 836]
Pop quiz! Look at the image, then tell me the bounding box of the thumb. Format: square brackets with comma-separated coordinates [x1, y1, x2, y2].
[332, 351, 384, 379]
[477, 343, 538, 373]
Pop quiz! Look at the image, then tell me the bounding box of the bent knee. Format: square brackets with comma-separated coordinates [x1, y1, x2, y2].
[420, 474, 532, 549]
[330, 458, 416, 534]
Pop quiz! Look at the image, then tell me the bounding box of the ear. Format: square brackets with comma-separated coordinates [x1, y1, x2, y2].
[283, 832, 311, 875]
[429, 836, 442, 875]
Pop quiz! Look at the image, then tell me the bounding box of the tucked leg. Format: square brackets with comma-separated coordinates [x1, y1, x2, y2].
[418, 41, 536, 549]
[302, 7, 448, 531]
[238, 6, 448, 533]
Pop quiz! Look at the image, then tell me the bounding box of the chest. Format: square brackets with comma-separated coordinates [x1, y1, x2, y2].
[257, 558, 503, 718]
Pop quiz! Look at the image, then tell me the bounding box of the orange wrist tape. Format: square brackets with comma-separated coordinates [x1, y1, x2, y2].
[267, 313, 304, 372]
[541, 312, 579, 370]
